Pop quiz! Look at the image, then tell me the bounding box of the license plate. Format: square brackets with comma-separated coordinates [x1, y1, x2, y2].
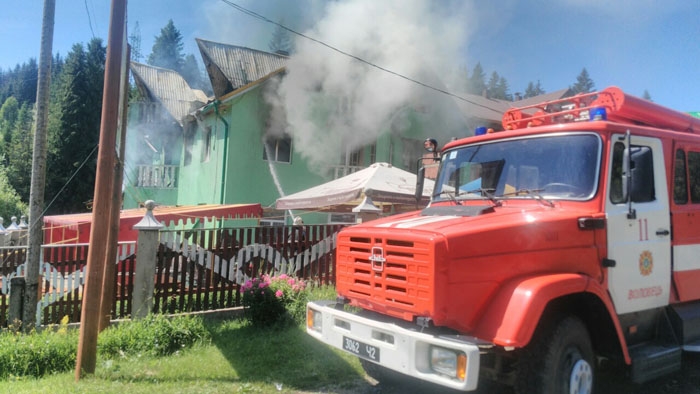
[343, 336, 380, 362]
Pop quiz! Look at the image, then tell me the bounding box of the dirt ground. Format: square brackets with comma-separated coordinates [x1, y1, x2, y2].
[314, 352, 700, 394]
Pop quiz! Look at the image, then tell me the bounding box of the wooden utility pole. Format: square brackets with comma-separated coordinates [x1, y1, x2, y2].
[75, 0, 127, 379]
[98, 42, 130, 333]
[23, 0, 56, 331]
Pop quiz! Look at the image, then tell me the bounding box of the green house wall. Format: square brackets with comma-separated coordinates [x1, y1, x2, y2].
[125, 81, 471, 223]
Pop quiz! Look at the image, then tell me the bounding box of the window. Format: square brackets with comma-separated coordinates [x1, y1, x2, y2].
[201, 127, 211, 163]
[688, 151, 700, 203]
[611, 142, 655, 204]
[183, 122, 195, 166]
[674, 149, 688, 204]
[263, 135, 292, 163]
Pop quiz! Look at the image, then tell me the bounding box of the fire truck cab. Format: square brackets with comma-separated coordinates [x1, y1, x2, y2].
[306, 87, 700, 393]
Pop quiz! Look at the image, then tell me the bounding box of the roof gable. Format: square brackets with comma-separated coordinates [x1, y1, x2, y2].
[196, 38, 288, 98]
[130, 62, 208, 125]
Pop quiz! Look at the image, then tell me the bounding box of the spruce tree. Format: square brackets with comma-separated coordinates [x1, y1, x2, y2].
[570, 68, 595, 94]
[467, 62, 486, 95]
[148, 19, 185, 71]
[6, 102, 34, 201]
[45, 39, 105, 214]
[268, 21, 293, 55]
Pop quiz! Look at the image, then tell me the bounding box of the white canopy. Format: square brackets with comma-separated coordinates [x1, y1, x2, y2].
[275, 162, 434, 211]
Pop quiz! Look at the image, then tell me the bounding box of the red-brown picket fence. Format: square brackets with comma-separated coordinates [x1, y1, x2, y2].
[0, 224, 345, 327]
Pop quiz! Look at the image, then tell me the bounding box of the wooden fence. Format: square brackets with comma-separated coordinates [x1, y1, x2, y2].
[0, 224, 345, 327]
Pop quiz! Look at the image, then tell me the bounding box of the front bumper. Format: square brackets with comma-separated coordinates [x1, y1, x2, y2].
[306, 300, 482, 392]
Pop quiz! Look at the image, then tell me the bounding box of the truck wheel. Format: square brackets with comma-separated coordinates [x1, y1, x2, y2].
[515, 316, 595, 394]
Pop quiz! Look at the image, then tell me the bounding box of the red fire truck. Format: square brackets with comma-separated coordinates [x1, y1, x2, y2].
[306, 87, 700, 393]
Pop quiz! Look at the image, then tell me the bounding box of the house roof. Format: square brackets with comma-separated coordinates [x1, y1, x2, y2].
[196, 38, 288, 98]
[130, 62, 209, 125]
[452, 88, 573, 128]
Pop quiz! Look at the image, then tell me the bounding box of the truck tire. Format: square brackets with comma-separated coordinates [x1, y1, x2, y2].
[515, 316, 595, 394]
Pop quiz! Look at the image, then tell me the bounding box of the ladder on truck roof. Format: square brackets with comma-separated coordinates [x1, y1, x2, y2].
[502, 86, 700, 134]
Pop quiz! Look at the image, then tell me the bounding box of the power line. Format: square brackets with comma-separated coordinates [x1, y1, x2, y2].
[84, 0, 96, 38]
[218, 0, 497, 113]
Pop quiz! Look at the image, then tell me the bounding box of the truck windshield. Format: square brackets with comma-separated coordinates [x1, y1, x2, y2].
[433, 133, 601, 202]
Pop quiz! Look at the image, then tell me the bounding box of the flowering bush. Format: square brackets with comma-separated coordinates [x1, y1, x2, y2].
[240, 274, 308, 327]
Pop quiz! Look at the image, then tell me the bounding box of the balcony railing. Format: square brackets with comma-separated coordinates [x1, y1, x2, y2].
[330, 165, 364, 179]
[137, 165, 178, 188]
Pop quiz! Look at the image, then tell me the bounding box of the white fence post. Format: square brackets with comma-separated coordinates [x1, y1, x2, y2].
[131, 201, 163, 319]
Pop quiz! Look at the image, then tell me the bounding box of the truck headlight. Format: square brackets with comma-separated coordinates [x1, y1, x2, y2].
[307, 308, 323, 332]
[430, 346, 467, 380]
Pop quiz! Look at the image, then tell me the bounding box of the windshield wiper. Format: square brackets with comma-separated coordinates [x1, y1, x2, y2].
[434, 190, 462, 205]
[462, 188, 501, 206]
[502, 188, 554, 207]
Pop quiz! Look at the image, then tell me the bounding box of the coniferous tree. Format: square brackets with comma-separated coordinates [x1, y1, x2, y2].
[6, 102, 34, 201]
[181, 54, 209, 93]
[570, 68, 595, 94]
[45, 38, 105, 214]
[487, 71, 500, 98]
[642, 90, 652, 101]
[0, 97, 20, 157]
[147, 20, 207, 93]
[524, 80, 546, 98]
[13, 59, 39, 104]
[148, 20, 185, 71]
[129, 21, 143, 62]
[268, 21, 293, 55]
[0, 163, 28, 221]
[467, 62, 486, 96]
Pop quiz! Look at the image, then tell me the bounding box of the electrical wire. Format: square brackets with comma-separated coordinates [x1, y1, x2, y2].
[218, 0, 498, 113]
[30, 143, 99, 231]
[84, 0, 96, 39]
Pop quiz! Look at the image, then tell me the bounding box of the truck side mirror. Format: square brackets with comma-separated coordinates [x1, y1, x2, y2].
[415, 166, 425, 202]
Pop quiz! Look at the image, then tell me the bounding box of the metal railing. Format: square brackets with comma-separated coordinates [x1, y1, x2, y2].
[136, 165, 178, 188]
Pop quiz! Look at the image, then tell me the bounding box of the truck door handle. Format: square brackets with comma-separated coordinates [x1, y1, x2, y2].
[656, 229, 670, 236]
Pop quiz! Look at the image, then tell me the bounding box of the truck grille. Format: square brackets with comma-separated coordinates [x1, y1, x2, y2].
[336, 233, 434, 319]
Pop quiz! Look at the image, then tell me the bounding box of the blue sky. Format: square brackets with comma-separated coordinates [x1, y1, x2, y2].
[1, 0, 699, 112]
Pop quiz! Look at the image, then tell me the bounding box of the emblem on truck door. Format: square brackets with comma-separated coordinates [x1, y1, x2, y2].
[369, 246, 386, 272]
[638, 250, 653, 276]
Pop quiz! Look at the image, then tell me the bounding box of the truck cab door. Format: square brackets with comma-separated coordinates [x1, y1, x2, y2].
[605, 134, 671, 314]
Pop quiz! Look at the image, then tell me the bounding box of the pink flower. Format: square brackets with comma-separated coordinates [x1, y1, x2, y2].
[275, 290, 284, 298]
[278, 274, 288, 280]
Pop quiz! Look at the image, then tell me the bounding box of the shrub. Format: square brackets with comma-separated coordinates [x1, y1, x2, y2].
[240, 274, 308, 327]
[0, 318, 77, 380]
[98, 314, 210, 358]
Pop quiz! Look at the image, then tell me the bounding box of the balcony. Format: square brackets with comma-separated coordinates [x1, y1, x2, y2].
[136, 165, 178, 188]
[330, 165, 364, 179]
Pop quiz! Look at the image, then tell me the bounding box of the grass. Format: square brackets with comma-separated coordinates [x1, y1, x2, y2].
[0, 285, 369, 394]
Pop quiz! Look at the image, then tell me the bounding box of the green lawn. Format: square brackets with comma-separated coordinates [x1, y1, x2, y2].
[1, 318, 369, 394]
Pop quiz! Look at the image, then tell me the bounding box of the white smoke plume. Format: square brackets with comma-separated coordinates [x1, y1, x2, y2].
[266, 0, 475, 170]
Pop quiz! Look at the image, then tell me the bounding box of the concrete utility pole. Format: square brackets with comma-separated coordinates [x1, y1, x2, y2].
[75, 0, 127, 379]
[23, 0, 56, 331]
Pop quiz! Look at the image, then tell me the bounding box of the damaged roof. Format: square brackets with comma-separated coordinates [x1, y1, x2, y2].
[130, 62, 209, 125]
[196, 38, 288, 98]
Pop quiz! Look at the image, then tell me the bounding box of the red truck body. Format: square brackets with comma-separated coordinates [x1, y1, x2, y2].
[307, 87, 700, 393]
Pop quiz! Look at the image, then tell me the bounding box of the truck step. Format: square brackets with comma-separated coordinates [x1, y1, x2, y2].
[683, 339, 700, 352]
[669, 302, 700, 344]
[628, 342, 681, 384]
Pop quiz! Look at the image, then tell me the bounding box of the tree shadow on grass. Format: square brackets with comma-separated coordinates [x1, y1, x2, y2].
[206, 317, 368, 392]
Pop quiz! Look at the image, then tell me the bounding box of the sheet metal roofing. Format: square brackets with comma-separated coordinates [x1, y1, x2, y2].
[196, 38, 288, 98]
[453, 88, 572, 125]
[130, 62, 209, 125]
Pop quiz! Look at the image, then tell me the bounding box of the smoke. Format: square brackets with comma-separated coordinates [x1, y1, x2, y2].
[265, 0, 475, 170]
